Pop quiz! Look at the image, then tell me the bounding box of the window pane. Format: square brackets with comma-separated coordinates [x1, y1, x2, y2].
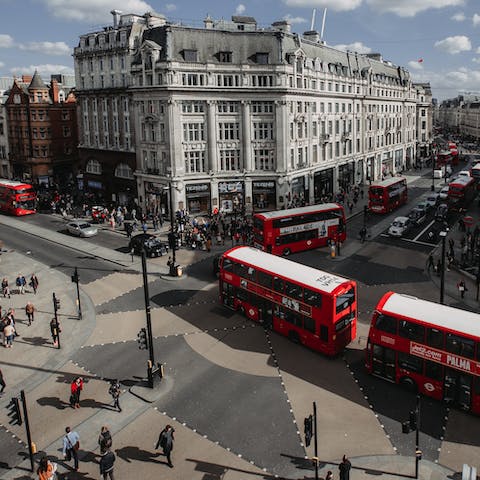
[398, 352, 423, 373]
[425, 360, 442, 381]
[304, 289, 322, 307]
[285, 281, 303, 300]
[426, 328, 443, 349]
[375, 314, 397, 334]
[399, 320, 425, 342]
[304, 316, 315, 333]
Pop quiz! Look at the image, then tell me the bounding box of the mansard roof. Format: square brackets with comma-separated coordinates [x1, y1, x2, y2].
[28, 70, 48, 90]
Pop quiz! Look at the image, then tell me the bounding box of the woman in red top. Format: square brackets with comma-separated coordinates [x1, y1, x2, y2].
[70, 377, 83, 409]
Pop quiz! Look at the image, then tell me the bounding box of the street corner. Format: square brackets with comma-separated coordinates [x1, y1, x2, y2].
[22, 361, 112, 451]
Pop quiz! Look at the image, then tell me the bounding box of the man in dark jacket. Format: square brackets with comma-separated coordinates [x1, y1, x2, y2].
[99, 449, 115, 479]
[156, 424, 175, 468]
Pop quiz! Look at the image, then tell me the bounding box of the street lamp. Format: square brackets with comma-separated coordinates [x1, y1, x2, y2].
[431, 151, 435, 192]
[167, 182, 177, 276]
[439, 229, 448, 304]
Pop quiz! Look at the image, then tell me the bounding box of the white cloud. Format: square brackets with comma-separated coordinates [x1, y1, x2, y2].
[0, 61, 4, 69]
[165, 3, 176, 11]
[0, 34, 14, 48]
[283, 0, 361, 12]
[408, 60, 424, 70]
[19, 42, 71, 56]
[476, 47, 480, 54]
[283, 14, 307, 24]
[235, 3, 246, 14]
[434, 35, 471, 54]
[451, 12, 465, 21]
[42, 0, 153, 23]
[472, 58, 480, 63]
[10, 64, 74, 76]
[473, 13, 480, 26]
[366, 0, 464, 17]
[333, 41, 372, 54]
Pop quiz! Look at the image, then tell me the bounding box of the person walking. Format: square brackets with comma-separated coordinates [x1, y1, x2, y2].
[427, 254, 434, 272]
[25, 301, 35, 326]
[99, 448, 116, 480]
[20, 275, 27, 294]
[50, 318, 60, 347]
[457, 279, 468, 299]
[37, 455, 57, 480]
[4, 319, 15, 348]
[98, 426, 113, 454]
[339, 455, 351, 480]
[0, 367, 6, 394]
[108, 380, 121, 412]
[156, 424, 175, 468]
[62, 426, 80, 471]
[70, 377, 83, 409]
[2, 277, 10, 298]
[326, 471, 334, 480]
[30, 273, 39, 294]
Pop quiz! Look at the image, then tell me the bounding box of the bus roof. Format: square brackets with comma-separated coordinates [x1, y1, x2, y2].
[0, 178, 33, 189]
[472, 163, 480, 171]
[224, 246, 351, 294]
[369, 176, 406, 189]
[255, 203, 342, 220]
[449, 175, 474, 187]
[379, 292, 480, 338]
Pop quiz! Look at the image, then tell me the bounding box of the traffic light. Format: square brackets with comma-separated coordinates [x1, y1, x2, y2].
[401, 421, 411, 434]
[409, 410, 417, 430]
[168, 232, 176, 251]
[304, 415, 313, 447]
[71, 270, 79, 283]
[7, 397, 22, 425]
[54, 297, 61, 311]
[137, 328, 148, 350]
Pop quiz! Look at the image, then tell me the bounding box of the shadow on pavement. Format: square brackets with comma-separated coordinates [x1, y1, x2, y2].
[185, 457, 277, 479]
[16, 336, 52, 348]
[115, 446, 164, 464]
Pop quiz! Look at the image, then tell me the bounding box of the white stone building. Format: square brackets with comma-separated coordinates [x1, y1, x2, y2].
[74, 12, 419, 215]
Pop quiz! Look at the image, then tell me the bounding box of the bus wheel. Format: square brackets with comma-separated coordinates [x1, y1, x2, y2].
[288, 330, 301, 344]
[400, 377, 417, 392]
[283, 248, 291, 256]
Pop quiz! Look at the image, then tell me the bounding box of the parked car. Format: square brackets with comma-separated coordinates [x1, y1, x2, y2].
[388, 216, 412, 237]
[438, 185, 450, 201]
[129, 233, 169, 257]
[424, 193, 440, 209]
[408, 207, 427, 225]
[435, 203, 449, 222]
[415, 201, 431, 214]
[66, 220, 98, 238]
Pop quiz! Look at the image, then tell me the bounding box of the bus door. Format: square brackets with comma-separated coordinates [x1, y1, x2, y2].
[371, 344, 396, 381]
[221, 281, 235, 309]
[258, 298, 274, 329]
[444, 368, 472, 411]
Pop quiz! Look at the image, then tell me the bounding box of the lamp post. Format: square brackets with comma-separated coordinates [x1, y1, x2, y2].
[439, 229, 448, 304]
[141, 248, 155, 388]
[168, 182, 177, 276]
[431, 150, 435, 192]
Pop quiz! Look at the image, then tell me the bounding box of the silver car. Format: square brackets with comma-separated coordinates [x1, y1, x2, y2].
[388, 216, 412, 237]
[66, 220, 98, 238]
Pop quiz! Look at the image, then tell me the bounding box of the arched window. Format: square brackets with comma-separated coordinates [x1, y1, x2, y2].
[86, 159, 102, 174]
[115, 163, 133, 179]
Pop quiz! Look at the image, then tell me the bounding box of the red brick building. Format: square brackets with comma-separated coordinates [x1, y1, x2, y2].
[6, 72, 78, 187]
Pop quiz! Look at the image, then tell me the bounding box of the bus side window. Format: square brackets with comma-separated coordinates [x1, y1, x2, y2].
[222, 258, 233, 271]
[425, 360, 443, 381]
[304, 289, 322, 308]
[304, 316, 315, 333]
[375, 314, 397, 334]
[247, 267, 256, 282]
[477, 342, 480, 361]
[320, 325, 328, 342]
[398, 352, 423, 373]
[273, 277, 284, 293]
[426, 328, 444, 349]
[474, 377, 480, 397]
[257, 271, 272, 289]
[446, 333, 475, 359]
[285, 281, 303, 300]
[398, 320, 425, 343]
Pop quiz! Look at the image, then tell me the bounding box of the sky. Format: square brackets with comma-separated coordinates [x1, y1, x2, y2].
[1, 0, 480, 101]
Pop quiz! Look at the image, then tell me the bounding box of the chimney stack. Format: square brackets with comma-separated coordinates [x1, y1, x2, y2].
[111, 9, 122, 28]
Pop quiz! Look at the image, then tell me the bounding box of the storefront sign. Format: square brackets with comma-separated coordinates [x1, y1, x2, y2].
[253, 181, 275, 190]
[145, 182, 166, 194]
[87, 180, 103, 189]
[219, 181, 243, 194]
[186, 183, 210, 193]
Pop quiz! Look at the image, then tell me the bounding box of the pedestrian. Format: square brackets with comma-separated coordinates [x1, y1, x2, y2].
[339, 455, 352, 480]
[436, 259, 442, 276]
[70, 376, 83, 409]
[98, 426, 113, 454]
[30, 273, 39, 294]
[0, 367, 5, 393]
[50, 318, 60, 347]
[25, 301, 35, 326]
[457, 279, 468, 299]
[142, 221, 148, 234]
[206, 235, 212, 252]
[427, 254, 434, 272]
[156, 424, 175, 468]
[37, 455, 57, 480]
[62, 426, 80, 471]
[15, 275, 22, 294]
[99, 447, 116, 480]
[108, 379, 121, 412]
[359, 226, 367, 243]
[20, 275, 27, 294]
[326, 471, 334, 480]
[2, 278, 10, 298]
[4, 319, 15, 348]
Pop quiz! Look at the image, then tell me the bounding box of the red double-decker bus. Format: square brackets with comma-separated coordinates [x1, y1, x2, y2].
[252, 204, 346, 256]
[219, 246, 357, 356]
[368, 177, 407, 214]
[0, 179, 36, 216]
[436, 150, 452, 168]
[365, 292, 480, 414]
[448, 175, 476, 211]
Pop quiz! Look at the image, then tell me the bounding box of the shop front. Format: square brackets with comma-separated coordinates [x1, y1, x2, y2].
[252, 180, 276, 212]
[366, 156, 375, 182]
[145, 181, 168, 216]
[289, 176, 307, 207]
[338, 162, 355, 191]
[381, 152, 394, 178]
[394, 149, 404, 172]
[313, 168, 334, 203]
[185, 183, 211, 215]
[218, 181, 244, 214]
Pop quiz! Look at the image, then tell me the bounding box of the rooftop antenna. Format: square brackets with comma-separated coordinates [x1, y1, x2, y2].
[320, 8, 327, 42]
[310, 8, 316, 31]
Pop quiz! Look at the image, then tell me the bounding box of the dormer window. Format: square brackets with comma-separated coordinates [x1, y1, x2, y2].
[256, 52, 269, 65]
[219, 51, 232, 63]
[183, 49, 198, 62]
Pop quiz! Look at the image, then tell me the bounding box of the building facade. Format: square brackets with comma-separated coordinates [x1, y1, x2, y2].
[74, 12, 419, 214]
[413, 83, 433, 159]
[5, 73, 78, 187]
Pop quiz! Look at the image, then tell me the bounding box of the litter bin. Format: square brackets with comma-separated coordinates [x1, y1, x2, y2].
[330, 243, 336, 258]
[176, 265, 183, 277]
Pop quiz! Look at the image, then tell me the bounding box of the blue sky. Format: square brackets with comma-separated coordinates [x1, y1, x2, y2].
[1, 0, 480, 100]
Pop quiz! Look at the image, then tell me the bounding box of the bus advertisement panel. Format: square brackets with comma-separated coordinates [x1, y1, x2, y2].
[0, 179, 36, 216]
[448, 176, 476, 211]
[368, 177, 407, 214]
[219, 246, 357, 356]
[365, 292, 480, 414]
[253, 204, 346, 256]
